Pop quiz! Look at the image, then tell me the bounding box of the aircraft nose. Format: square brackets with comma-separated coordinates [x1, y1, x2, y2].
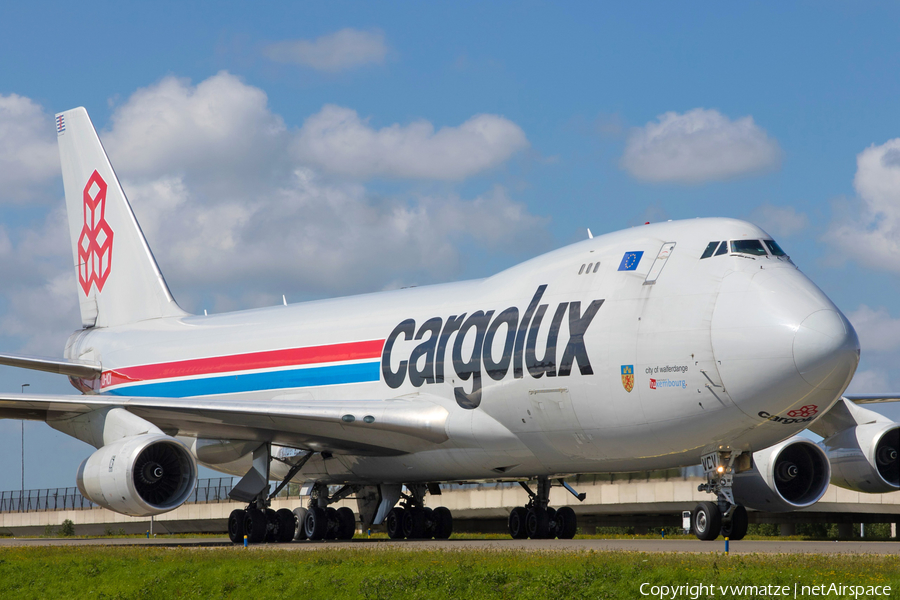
[792, 309, 860, 391]
[710, 268, 860, 423]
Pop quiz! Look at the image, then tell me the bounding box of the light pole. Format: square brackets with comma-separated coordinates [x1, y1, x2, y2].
[20, 384, 29, 502]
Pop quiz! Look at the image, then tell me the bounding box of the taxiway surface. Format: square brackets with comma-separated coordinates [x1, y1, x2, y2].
[1, 537, 898, 554]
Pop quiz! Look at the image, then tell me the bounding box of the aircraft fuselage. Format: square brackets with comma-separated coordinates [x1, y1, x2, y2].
[64, 217, 859, 484]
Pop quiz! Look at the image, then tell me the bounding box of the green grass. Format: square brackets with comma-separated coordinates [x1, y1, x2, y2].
[0, 546, 897, 599]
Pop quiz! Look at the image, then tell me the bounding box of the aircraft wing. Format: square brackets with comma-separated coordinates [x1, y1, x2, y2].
[843, 394, 900, 404]
[808, 395, 899, 439]
[0, 393, 450, 456]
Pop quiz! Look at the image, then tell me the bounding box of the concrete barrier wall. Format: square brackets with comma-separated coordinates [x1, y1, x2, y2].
[1, 478, 898, 536]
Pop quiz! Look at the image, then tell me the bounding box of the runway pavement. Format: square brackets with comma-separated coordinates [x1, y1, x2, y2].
[1, 537, 898, 554]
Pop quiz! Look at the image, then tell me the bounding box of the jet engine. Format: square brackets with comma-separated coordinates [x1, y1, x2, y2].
[77, 433, 197, 516]
[820, 422, 899, 493]
[733, 436, 831, 511]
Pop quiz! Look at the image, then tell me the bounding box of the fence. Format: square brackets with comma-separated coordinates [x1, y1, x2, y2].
[0, 477, 270, 513]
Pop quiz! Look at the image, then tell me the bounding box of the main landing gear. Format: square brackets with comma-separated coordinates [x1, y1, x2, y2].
[384, 484, 453, 540]
[507, 477, 584, 540]
[227, 445, 322, 545]
[692, 447, 749, 541]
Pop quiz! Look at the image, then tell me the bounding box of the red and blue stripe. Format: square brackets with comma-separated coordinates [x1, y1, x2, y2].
[101, 339, 384, 398]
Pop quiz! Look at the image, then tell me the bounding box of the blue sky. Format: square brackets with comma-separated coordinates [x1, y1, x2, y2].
[1, 1, 899, 488]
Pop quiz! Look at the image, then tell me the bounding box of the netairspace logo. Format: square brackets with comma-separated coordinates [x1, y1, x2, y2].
[639, 582, 893, 599]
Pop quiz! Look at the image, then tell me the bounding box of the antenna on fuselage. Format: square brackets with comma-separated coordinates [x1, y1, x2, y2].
[587, 228, 593, 239]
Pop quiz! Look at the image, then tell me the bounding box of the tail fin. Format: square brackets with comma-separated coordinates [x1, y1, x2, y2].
[56, 107, 187, 328]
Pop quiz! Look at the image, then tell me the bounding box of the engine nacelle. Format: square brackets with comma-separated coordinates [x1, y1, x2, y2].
[733, 436, 831, 511]
[77, 433, 197, 516]
[820, 423, 899, 493]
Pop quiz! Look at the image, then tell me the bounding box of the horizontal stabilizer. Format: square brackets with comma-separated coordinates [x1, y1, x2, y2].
[0, 352, 101, 379]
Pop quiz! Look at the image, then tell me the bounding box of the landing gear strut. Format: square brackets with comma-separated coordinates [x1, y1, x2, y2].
[693, 447, 749, 541]
[384, 484, 453, 540]
[226, 444, 324, 545]
[508, 477, 582, 540]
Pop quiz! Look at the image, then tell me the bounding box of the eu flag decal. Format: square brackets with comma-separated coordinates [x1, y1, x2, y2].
[618, 251, 643, 271]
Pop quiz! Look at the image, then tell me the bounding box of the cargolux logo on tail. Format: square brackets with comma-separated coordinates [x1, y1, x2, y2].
[77, 170, 114, 296]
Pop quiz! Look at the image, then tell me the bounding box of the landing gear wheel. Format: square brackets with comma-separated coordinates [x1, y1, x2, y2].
[324, 507, 339, 540]
[386, 507, 405, 539]
[508, 506, 528, 539]
[422, 507, 435, 538]
[556, 506, 577, 539]
[276, 508, 295, 542]
[336, 507, 356, 540]
[228, 509, 246, 544]
[721, 505, 748, 541]
[692, 501, 722, 541]
[304, 506, 328, 540]
[264, 508, 279, 543]
[402, 507, 427, 539]
[245, 508, 267, 544]
[526, 508, 550, 539]
[433, 507, 453, 539]
[292, 507, 308, 540]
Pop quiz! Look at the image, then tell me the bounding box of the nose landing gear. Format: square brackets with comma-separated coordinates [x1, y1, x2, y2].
[693, 447, 749, 541]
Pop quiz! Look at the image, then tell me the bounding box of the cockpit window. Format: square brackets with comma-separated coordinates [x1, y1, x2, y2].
[764, 239, 786, 256]
[730, 239, 767, 256]
[700, 241, 719, 259]
[714, 241, 728, 256]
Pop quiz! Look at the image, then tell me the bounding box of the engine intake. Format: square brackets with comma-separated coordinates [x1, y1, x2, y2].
[77, 433, 197, 516]
[821, 423, 899, 493]
[733, 436, 831, 511]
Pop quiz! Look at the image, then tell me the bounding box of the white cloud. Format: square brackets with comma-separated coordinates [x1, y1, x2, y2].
[126, 169, 549, 304]
[829, 138, 900, 272]
[845, 368, 891, 394]
[263, 28, 387, 72]
[621, 108, 781, 184]
[847, 305, 900, 353]
[293, 105, 529, 180]
[0, 207, 77, 354]
[0, 94, 59, 201]
[746, 204, 809, 238]
[102, 71, 288, 182]
[0, 76, 548, 354]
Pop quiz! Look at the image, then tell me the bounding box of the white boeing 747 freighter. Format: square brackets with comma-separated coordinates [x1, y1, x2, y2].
[0, 108, 896, 543]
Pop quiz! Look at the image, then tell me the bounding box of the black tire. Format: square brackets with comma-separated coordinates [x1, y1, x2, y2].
[526, 507, 550, 539]
[556, 506, 577, 539]
[693, 501, 721, 541]
[292, 507, 308, 540]
[304, 506, 328, 540]
[402, 507, 427, 539]
[721, 505, 748, 541]
[276, 508, 295, 542]
[228, 509, 246, 544]
[324, 507, 339, 540]
[336, 507, 356, 540]
[245, 508, 267, 544]
[546, 507, 558, 537]
[422, 507, 435, 538]
[433, 507, 453, 540]
[386, 507, 405, 539]
[265, 508, 279, 543]
[508, 506, 528, 539]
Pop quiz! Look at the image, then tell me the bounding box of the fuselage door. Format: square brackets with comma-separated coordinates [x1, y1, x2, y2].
[643, 242, 676, 286]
